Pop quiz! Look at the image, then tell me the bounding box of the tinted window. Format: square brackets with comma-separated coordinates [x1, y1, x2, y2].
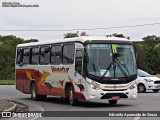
[31, 47, 39, 65]
[16, 49, 22, 64]
[40, 46, 50, 64]
[63, 44, 74, 64]
[75, 50, 83, 75]
[137, 69, 151, 77]
[23, 48, 29, 64]
[51, 45, 62, 64]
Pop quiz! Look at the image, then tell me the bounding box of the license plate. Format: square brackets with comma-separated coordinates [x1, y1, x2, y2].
[111, 96, 120, 100]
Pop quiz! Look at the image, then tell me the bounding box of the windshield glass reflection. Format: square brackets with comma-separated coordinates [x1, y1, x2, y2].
[86, 44, 137, 78]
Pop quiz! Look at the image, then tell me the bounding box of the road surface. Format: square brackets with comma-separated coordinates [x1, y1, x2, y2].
[0, 85, 160, 120]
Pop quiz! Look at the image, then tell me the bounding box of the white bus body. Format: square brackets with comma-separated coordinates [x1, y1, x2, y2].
[15, 36, 137, 105]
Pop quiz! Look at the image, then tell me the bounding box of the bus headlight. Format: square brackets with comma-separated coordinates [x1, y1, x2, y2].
[129, 83, 137, 90]
[88, 81, 101, 90]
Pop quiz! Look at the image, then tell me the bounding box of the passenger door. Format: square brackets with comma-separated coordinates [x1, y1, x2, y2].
[75, 49, 88, 98]
[75, 49, 84, 83]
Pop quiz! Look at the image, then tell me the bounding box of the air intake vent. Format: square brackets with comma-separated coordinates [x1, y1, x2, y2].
[154, 81, 160, 84]
[101, 93, 128, 99]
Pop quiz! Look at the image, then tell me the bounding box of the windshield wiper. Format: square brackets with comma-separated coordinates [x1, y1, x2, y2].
[101, 62, 113, 79]
[116, 57, 130, 76]
[114, 57, 129, 78]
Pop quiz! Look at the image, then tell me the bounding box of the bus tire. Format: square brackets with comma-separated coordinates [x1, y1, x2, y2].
[31, 83, 40, 101]
[68, 85, 78, 106]
[108, 100, 117, 105]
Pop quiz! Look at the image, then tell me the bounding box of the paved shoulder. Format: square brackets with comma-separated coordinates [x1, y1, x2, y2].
[0, 99, 28, 117]
[0, 100, 17, 112]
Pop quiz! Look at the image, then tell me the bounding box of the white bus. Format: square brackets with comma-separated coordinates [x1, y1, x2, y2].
[15, 36, 137, 105]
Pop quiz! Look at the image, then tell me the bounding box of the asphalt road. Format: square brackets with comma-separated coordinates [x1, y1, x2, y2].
[0, 85, 160, 120]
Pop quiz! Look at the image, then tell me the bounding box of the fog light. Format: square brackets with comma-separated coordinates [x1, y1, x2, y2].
[90, 94, 96, 99]
[132, 94, 137, 98]
[101, 93, 104, 95]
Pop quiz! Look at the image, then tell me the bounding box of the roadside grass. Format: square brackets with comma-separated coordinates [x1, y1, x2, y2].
[0, 80, 15, 83]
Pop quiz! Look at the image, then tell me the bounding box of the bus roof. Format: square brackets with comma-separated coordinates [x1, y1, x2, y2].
[17, 36, 130, 48]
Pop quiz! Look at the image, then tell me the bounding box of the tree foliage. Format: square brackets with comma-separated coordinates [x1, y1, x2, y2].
[134, 35, 160, 74]
[64, 31, 88, 38]
[106, 33, 130, 39]
[80, 31, 88, 36]
[64, 32, 79, 38]
[0, 35, 38, 80]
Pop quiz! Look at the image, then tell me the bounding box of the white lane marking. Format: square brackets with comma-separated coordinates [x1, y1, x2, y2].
[134, 117, 140, 120]
[25, 101, 44, 120]
[10, 100, 44, 120]
[29, 116, 39, 120]
[27, 101, 44, 112]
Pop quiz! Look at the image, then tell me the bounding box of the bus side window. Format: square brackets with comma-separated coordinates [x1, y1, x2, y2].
[32, 47, 40, 65]
[51, 45, 62, 65]
[40, 46, 50, 65]
[44, 46, 50, 64]
[16, 49, 22, 65]
[40, 47, 45, 64]
[51, 46, 56, 64]
[63, 44, 74, 64]
[23, 48, 30, 65]
[75, 50, 83, 75]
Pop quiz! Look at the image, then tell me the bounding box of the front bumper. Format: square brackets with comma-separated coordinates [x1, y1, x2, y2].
[87, 85, 137, 100]
[145, 82, 160, 90]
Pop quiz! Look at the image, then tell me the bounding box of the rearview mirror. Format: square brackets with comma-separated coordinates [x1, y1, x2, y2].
[84, 53, 89, 63]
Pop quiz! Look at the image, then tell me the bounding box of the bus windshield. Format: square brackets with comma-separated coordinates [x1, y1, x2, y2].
[86, 44, 137, 78]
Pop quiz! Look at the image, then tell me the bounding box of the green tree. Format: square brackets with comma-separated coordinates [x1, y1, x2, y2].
[64, 31, 88, 38]
[0, 35, 38, 80]
[80, 31, 88, 36]
[134, 35, 160, 74]
[142, 36, 160, 74]
[133, 42, 147, 70]
[64, 32, 79, 38]
[106, 33, 130, 39]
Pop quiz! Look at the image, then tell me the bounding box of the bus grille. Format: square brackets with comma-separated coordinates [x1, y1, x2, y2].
[101, 93, 128, 99]
[102, 89, 127, 91]
[154, 81, 160, 84]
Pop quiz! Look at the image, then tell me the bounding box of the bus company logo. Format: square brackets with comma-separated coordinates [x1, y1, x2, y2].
[51, 66, 69, 73]
[113, 85, 116, 89]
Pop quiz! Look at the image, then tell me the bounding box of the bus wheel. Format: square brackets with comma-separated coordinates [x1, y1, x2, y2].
[138, 84, 146, 93]
[108, 100, 117, 105]
[152, 89, 159, 92]
[31, 83, 39, 101]
[68, 86, 78, 106]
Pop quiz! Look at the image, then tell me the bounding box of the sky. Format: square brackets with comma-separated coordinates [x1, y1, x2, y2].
[1, 0, 160, 41]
